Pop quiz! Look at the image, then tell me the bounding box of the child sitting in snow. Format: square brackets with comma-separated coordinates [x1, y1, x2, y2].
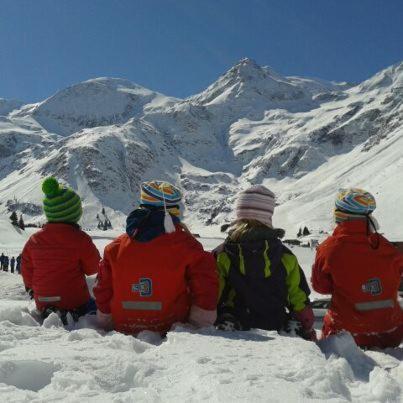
[93, 180, 218, 335]
[215, 185, 315, 340]
[21, 177, 100, 323]
[312, 188, 403, 348]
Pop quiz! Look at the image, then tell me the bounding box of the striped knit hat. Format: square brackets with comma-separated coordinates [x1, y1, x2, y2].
[235, 185, 276, 227]
[140, 180, 182, 216]
[334, 188, 376, 223]
[42, 177, 82, 223]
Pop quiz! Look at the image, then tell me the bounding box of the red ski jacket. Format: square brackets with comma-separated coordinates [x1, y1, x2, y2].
[93, 227, 219, 334]
[22, 223, 100, 311]
[312, 220, 403, 336]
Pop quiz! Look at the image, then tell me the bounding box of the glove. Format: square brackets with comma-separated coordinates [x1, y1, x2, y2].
[293, 306, 314, 331]
[291, 306, 316, 341]
[188, 305, 217, 328]
[96, 309, 114, 330]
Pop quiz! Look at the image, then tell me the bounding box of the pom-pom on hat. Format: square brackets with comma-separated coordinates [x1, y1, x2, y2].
[42, 177, 82, 224]
[235, 185, 276, 228]
[334, 188, 376, 223]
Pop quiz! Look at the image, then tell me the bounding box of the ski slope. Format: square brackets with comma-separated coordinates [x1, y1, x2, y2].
[0, 216, 32, 256]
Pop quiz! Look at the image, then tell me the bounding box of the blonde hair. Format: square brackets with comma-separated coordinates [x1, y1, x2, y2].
[228, 219, 271, 242]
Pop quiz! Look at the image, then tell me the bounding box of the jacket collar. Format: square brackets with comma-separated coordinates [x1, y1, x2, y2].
[333, 219, 381, 249]
[333, 219, 368, 235]
[44, 222, 80, 230]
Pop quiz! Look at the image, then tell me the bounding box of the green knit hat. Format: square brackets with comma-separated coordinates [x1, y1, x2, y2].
[42, 177, 82, 223]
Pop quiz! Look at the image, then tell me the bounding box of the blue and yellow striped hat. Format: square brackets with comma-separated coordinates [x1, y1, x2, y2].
[42, 177, 82, 224]
[140, 180, 182, 216]
[334, 188, 376, 223]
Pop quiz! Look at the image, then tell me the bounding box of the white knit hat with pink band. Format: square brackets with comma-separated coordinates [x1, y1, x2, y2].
[235, 185, 276, 228]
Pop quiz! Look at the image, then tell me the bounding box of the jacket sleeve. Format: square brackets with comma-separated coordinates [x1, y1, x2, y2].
[80, 233, 101, 276]
[311, 245, 333, 294]
[93, 256, 113, 314]
[185, 240, 219, 311]
[282, 252, 311, 312]
[21, 240, 34, 290]
[216, 249, 231, 300]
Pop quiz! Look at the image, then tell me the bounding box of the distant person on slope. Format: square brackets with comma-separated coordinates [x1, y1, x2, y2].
[3, 255, 9, 272]
[16, 254, 21, 274]
[214, 185, 315, 340]
[21, 177, 101, 324]
[311, 188, 403, 348]
[0, 253, 4, 270]
[94, 180, 218, 335]
[10, 256, 15, 273]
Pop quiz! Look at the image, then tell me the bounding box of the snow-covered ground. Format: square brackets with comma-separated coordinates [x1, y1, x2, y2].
[0, 225, 402, 402]
[1, 272, 403, 402]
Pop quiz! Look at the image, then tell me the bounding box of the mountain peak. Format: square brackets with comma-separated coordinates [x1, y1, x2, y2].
[28, 77, 164, 135]
[78, 77, 153, 94]
[190, 58, 304, 107]
[226, 58, 273, 81]
[234, 57, 260, 70]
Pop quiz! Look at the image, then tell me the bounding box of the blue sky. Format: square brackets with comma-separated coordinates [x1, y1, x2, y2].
[1, 0, 402, 102]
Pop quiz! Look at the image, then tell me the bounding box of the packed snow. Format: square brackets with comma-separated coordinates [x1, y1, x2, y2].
[0, 227, 402, 402]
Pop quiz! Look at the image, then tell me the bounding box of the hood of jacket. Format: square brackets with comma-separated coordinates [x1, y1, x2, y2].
[126, 207, 180, 243]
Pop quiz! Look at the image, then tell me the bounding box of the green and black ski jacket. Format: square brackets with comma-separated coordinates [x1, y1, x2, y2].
[215, 228, 311, 331]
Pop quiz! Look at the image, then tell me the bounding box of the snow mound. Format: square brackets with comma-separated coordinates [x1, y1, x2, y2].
[0, 360, 56, 392]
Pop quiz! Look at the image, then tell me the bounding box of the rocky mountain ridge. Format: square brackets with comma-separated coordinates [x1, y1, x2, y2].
[0, 58, 402, 237]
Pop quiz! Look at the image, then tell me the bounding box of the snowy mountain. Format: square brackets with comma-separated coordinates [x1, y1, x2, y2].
[0, 59, 402, 238]
[10, 78, 178, 137]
